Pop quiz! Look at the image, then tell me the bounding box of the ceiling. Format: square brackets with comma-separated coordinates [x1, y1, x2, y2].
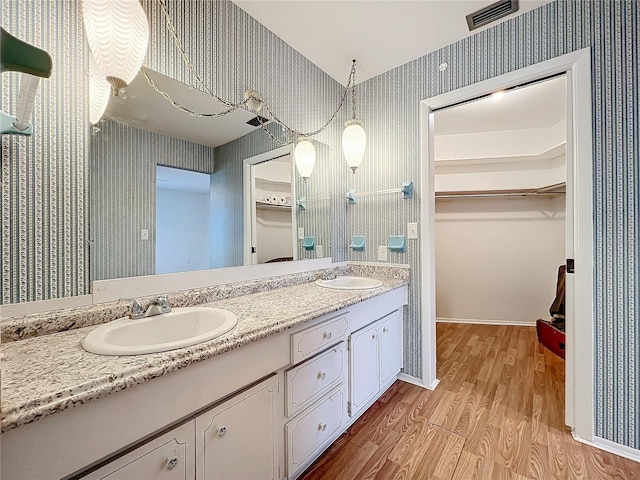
[105, 68, 261, 148]
[232, 0, 553, 85]
[435, 74, 567, 135]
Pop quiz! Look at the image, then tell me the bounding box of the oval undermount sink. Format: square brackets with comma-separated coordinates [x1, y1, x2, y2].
[82, 307, 238, 356]
[315, 276, 383, 290]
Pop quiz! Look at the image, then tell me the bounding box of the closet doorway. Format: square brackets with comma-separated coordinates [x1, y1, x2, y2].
[433, 75, 567, 328]
[419, 49, 594, 442]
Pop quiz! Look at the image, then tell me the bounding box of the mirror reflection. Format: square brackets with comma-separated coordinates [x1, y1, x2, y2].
[90, 68, 331, 282]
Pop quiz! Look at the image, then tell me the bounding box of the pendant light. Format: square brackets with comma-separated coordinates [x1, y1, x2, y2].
[82, 0, 150, 95]
[342, 60, 366, 173]
[294, 139, 316, 180]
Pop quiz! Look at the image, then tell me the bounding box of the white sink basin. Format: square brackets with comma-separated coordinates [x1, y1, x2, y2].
[315, 276, 383, 290]
[82, 307, 238, 356]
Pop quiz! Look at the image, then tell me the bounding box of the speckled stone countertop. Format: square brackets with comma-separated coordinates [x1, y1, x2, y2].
[1, 276, 407, 434]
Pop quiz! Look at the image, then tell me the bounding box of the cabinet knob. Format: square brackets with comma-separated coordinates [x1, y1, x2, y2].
[318, 423, 327, 432]
[383, 327, 388, 333]
[318, 371, 326, 380]
[371, 333, 377, 339]
[323, 331, 332, 340]
[217, 425, 228, 437]
[165, 456, 179, 471]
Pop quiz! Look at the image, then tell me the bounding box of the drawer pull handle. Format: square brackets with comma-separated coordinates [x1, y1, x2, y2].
[323, 331, 332, 340]
[318, 371, 326, 380]
[166, 456, 179, 471]
[318, 423, 327, 432]
[217, 425, 228, 437]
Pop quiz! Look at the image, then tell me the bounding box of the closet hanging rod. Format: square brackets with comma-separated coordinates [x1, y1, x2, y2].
[436, 182, 566, 199]
[436, 191, 564, 199]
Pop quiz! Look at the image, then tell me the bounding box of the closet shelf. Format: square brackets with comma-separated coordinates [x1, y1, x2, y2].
[254, 177, 291, 187]
[256, 201, 291, 211]
[436, 182, 566, 199]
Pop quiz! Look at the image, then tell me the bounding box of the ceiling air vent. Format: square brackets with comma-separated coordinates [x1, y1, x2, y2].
[466, 0, 519, 31]
[246, 115, 268, 127]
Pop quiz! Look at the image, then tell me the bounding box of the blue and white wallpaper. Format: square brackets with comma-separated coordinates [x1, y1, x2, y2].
[1, 0, 638, 451]
[350, 0, 639, 449]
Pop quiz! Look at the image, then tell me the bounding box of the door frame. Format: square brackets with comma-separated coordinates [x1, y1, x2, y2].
[419, 48, 594, 441]
[242, 144, 295, 266]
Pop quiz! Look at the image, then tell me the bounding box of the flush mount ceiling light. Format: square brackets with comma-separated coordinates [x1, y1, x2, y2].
[294, 139, 316, 180]
[82, 0, 150, 95]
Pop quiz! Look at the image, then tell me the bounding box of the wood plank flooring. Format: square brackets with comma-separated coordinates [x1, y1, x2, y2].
[299, 323, 640, 479]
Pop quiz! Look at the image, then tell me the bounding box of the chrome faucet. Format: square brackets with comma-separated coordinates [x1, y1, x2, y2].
[145, 295, 172, 316]
[126, 296, 171, 319]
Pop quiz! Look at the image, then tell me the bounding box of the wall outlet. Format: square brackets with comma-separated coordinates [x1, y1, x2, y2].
[141, 229, 149, 241]
[377, 246, 388, 262]
[407, 222, 418, 239]
[316, 245, 324, 258]
[297, 227, 305, 240]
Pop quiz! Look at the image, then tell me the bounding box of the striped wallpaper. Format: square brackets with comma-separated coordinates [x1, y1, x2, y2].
[351, 0, 639, 449]
[90, 120, 216, 280]
[1, 0, 89, 304]
[2, 0, 639, 451]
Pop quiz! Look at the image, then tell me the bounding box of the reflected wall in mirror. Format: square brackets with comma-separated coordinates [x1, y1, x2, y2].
[90, 68, 335, 281]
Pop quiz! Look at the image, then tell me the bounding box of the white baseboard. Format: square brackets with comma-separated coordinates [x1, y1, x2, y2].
[436, 317, 537, 327]
[397, 373, 440, 390]
[572, 432, 640, 464]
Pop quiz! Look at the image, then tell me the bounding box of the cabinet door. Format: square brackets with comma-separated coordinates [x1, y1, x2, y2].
[379, 311, 403, 386]
[83, 421, 194, 480]
[349, 324, 379, 416]
[196, 375, 278, 480]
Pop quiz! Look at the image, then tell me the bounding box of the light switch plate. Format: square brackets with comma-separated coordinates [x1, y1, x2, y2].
[377, 246, 388, 262]
[141, 229, 149, 241]
[407, 222, 418, 239]
[297, 227, 305, 240]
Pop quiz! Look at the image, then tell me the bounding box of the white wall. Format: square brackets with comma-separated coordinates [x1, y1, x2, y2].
[435, 196, 565, 324]
[156, 189, 211, 274]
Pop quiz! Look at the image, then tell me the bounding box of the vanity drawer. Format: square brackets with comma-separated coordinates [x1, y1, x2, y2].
[285, 384, 346, 477]
[291, 314, 348, 364]
[286, 343, 345, 417]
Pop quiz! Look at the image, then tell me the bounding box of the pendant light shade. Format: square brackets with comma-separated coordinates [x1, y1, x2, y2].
[88, 55, 111, 125]
[342, 119, 366, 173]
[294, 140, 316, 180]
[82, 0, 150, 93]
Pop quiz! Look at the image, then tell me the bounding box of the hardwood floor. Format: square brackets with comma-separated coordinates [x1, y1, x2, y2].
[299, 323, 640, 479]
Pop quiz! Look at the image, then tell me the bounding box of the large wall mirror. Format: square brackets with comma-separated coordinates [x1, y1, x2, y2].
[90, 68, 333, 282]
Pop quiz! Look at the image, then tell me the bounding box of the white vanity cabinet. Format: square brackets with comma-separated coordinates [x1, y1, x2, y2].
[196, 375, 278, 480]
[83, 421, 195, 480]
[84, 375, 278, 480]
[349, 310, 403, 418]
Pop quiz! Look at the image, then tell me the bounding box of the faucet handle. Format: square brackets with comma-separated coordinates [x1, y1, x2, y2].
[125, 299, 145, 319]
[155, 295, 172, 313]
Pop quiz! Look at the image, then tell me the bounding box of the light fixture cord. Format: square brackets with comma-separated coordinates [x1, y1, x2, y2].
[351, 59, 357, 120]
[153, 2, 359, 144]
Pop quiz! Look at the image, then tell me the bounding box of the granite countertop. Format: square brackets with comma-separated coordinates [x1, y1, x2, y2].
[0, 278, 407, 433]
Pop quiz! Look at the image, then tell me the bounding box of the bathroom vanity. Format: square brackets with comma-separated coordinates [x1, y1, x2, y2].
[0, 272, 408, 479]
